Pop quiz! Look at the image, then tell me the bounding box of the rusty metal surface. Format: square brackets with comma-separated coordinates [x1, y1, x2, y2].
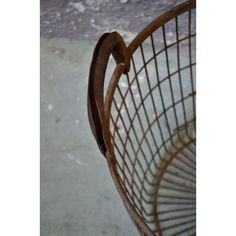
[88, 1, 196, 235]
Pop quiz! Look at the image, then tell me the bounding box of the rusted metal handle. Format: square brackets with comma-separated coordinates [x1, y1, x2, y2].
[87, 32, 130, 156]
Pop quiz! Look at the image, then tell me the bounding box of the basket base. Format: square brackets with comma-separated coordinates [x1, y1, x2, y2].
[150, 130, 196, 235]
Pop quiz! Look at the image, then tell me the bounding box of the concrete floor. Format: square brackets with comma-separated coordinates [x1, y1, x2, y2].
[40, 38, 137, 236]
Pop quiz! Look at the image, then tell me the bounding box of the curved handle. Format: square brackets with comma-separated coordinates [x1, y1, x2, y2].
[87, 32, 130, 156]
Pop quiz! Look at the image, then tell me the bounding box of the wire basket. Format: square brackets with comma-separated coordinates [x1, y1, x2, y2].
[88, 1, 196, 235]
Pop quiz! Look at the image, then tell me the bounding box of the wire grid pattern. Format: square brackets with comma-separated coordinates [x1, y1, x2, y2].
[108, 8, 196, 236]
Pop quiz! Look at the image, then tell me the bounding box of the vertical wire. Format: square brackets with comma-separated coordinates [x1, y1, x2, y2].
[150, 34, 169, 154]
[112, 97, 129, 185]
[130, 55, 167, 218]
[115, 84, 155, 214]
[117, 80, 155, 167]
[111, 106, 132, 184]
[116, 85, 152, 169]
[140, 43, 160, 149]
[149, 34, 190, 181]
[112, 99, 143, 177]
[150, 31, 180, 234]
[112, 97, 148, 178]
[175, 16, 190, 139]
[111, 112, 146, 213]
[150, 32, 174, 150]
[139, 42, 170, 210]
[127, 60, 161, 163]
[188, 9, 196, 132]
[131, 53, 160, 154]
[162, 24, 180, 144]
[117, 76, 157, 181]
[123, 72, 156, 164]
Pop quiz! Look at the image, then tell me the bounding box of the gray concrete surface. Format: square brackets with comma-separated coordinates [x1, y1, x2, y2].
[41, 1, 196, 235]
[41, 38, 138, 235]
[41, 0, 187, 41]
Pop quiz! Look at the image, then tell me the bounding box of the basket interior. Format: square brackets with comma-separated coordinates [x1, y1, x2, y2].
[107, 7, 196, 236]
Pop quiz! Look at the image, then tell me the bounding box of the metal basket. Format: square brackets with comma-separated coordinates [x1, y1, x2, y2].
[88, 1, 196, 235]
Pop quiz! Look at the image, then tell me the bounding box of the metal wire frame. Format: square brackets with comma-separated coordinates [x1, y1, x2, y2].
[88, 1, 196, 235]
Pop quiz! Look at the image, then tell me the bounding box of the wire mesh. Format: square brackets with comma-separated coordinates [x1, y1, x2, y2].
[110, 9, 195, 236]
[88, 1, 196, 235]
